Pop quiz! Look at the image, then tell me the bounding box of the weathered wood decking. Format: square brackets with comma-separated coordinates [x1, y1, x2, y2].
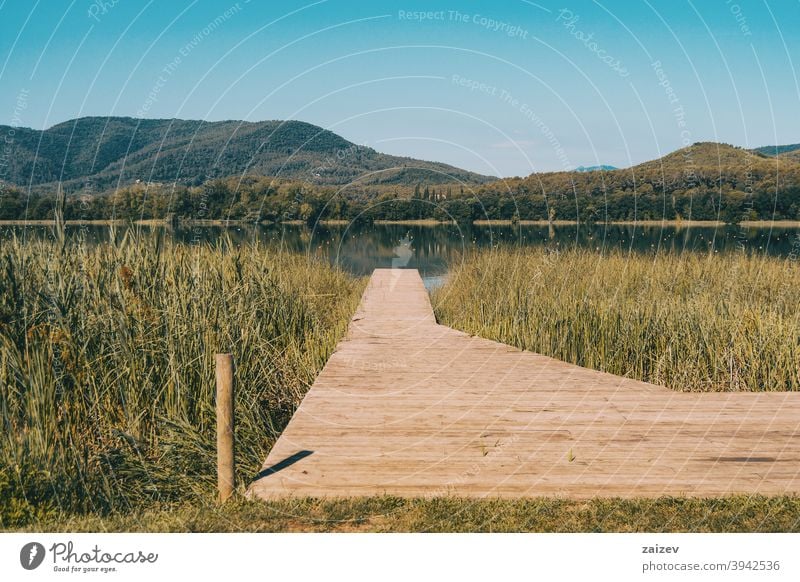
[248, 269, 800, 499]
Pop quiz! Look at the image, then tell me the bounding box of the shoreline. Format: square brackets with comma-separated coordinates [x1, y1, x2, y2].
[609, 220, 726, 227]
[0, 218, 257, 226]
[372, 219, 451, 225]
[2, 218, 798, 228]
[473, 219, 578, 226]
[739, 220, 800, 228]
[0, 219, 127, 225]
[317, 219, 350, 225]
[473, 219, 727, 227]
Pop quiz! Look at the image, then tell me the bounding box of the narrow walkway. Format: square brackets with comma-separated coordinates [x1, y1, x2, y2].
[248, 269, 800, 499]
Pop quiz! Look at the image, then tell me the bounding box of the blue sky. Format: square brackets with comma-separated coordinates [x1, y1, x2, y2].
[1, 0, 798, 176]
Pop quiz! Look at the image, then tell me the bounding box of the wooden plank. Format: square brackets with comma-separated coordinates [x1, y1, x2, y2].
[247, 269, 800, 499]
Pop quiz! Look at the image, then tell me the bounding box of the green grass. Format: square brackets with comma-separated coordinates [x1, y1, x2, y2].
[12, 495, 800, 532]
[4, 238, 799, 532]
[0, 232, 365, 527]
[433, 248, 800, 392]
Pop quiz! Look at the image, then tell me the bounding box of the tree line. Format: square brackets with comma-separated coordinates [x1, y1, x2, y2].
[2, 158, 799, 224]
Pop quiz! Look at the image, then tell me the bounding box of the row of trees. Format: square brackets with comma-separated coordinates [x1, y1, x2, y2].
[1, 171, 798, 224]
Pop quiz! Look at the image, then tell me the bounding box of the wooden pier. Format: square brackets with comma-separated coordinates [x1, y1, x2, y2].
[248, 269, 800, 499]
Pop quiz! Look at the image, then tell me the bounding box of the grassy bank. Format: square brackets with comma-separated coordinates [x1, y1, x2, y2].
[13, 495, 800, 532]
[0, 234, 365, 527]
[433, 248, 800, 392]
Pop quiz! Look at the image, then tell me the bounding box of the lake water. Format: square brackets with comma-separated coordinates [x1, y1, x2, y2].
[3, 222, 799, 286]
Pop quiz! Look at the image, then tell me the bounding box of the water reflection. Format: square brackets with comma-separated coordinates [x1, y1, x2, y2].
[2, 222, 799, 278]
[391, 234, 413, 269]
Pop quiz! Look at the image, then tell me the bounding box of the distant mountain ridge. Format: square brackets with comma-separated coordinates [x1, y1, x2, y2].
[751, 143, 800, 157]
[574, 165, 618, 172]
[3, 138, 800, 223]
[0, 116, 494, 193]
[2, 116, 799, 203]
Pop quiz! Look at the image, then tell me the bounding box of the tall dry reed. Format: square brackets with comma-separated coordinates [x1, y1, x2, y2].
[0, 231, 364, 524]
[433, 248, 800, 392]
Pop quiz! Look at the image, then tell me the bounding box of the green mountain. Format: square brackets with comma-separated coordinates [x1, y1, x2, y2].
[0, 116, 494, 193]
[751, 143, 800, 157]
[3, 139, 800, 223]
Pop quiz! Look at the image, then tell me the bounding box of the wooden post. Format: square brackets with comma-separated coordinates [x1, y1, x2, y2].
[215, 353, 234, 503]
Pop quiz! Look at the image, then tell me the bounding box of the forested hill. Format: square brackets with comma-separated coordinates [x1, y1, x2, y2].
[3, 136, 800, 223]
[473, 142, 800, 223]
[0, 116, 494, 192]
[752, 143, 800, 157]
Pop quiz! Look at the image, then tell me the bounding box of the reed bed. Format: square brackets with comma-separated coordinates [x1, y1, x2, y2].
[432, 248, 800, 392]
[0, 232, 365, 526]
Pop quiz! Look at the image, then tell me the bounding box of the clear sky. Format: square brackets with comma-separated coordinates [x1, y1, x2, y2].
[1, 0, 799, 177]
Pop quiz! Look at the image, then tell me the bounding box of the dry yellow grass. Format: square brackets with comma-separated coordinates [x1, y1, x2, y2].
[0, 233, 365, 526]
[433, 248, 800, 392]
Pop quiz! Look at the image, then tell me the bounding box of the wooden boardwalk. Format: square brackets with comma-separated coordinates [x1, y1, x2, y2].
[248, 269, 800, 499]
